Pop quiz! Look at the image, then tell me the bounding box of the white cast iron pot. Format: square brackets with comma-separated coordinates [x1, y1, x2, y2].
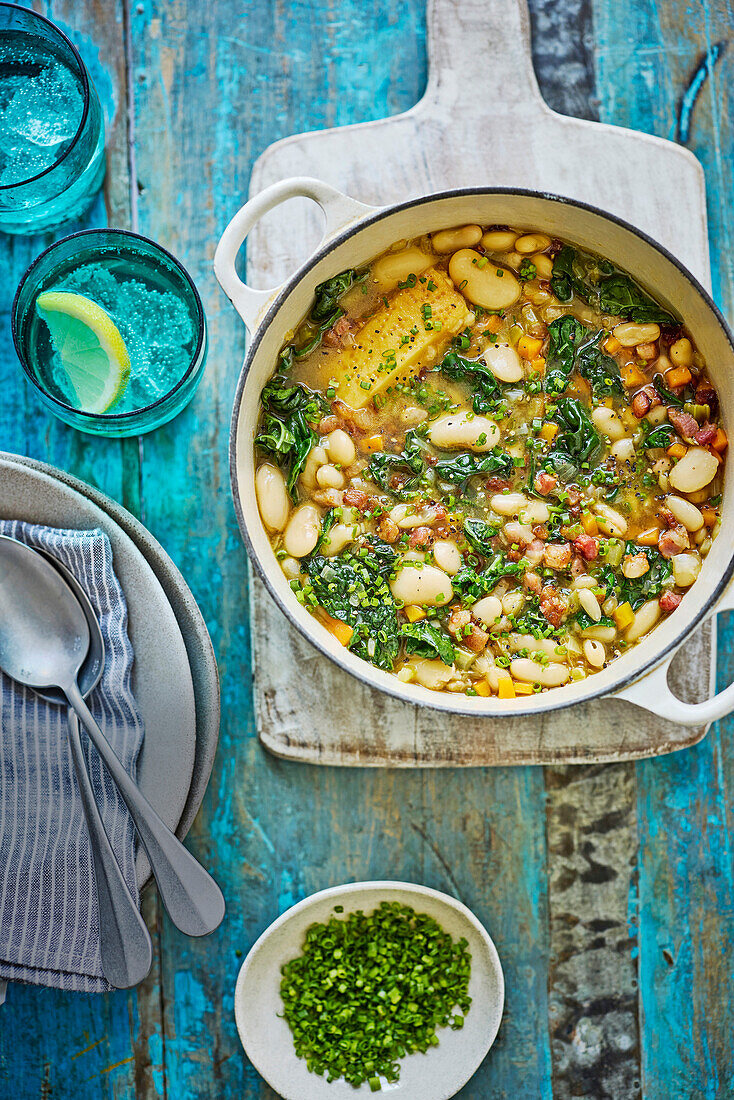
[215, 178, 734, 726]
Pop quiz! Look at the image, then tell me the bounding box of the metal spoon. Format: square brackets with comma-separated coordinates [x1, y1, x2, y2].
[34, 549, 153, 989]
[0, 536, 225, 937]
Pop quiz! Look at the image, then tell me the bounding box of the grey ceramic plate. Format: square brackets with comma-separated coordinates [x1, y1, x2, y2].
[0, 455, 202, 887]
[0, 451, 221, 848]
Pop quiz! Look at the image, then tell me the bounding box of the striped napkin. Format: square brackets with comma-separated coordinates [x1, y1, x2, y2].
[0, 521, 144, 992]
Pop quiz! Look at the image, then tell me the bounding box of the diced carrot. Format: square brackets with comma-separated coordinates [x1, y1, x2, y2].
[614, 602, 635, 630]
[712, 428, 728, 452]
[604, 336, 621, 354]
[709, 446, 725, 464]
[404, 604, 426, 623]
[497, 674, 516, 699]
[539, 422, 558, 443]
[530, 356, 546, 376]
[473, 680, 491, 697]
[319, 611, 353, 647]
[514, 682, 534, 696]
[702, 507, 717, 528]
[518, 335, 544, 360]
[362, 434, 384, 454]
[666, 366, 692, 388]
[621, 362, 646, 389]
[484, 314, 503, 334]
[667, 443, 687, 459]
[581, 512, 599, 535]
[637, 527, 660, 545]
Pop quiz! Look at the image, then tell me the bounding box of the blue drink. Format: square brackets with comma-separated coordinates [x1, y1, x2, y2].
[13, 230, 207, 436]
[0, 4, 105, 234]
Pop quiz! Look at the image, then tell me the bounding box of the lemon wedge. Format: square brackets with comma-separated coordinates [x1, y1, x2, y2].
[35, 291, 131, 414]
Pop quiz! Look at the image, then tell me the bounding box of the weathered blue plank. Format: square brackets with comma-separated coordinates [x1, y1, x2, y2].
[593, 1, 734, 1095]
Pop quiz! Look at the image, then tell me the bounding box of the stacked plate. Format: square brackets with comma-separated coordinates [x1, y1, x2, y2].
[0, 451, 219, 886]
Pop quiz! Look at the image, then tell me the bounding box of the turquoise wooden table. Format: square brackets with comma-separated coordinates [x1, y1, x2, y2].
[1, 1, 732, 1096]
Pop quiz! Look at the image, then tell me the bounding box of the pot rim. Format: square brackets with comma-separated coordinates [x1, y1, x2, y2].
[229, 184, 734, 717]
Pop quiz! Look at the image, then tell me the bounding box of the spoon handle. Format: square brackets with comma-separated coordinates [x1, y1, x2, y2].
[67, 711, 153, 988]
[65, 682, 225, 937]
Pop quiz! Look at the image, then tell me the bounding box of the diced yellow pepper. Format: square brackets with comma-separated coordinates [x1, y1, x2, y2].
[404, 605, 426, 623]
[530, 356, 546, 376]
[514, 682, 534, 695]
[473, 680, 492, 697]
[362, 434, 384, 454]
[319, 610, 354, 647]
[540, 422, 559, 443]
[621, 362, 646, 389]
[637, 527, 660, 545]
[335, 268, 470, 408]
[667, 443, 687, 459]
[614, 602, 635, 631]
[666, 366, 692, 388]
[518, 334, 544, 360]
[497, 673, 516, 699]
[605, 335, 621, 354]
[581, 512, 599, 536]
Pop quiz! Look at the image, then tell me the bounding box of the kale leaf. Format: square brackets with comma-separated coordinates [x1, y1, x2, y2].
[401, 621, 456, 665]
[575, 609, 615, 631]
[256, 376, 327, 500]
[438, 350, 506, 415]
[462, 517, 499, 556]
[512, 598, 565, 639]
[652, 372, 685, 407]
[367, 429, 426, 499]
[435, 449, 514, 485]
[550, 245, 675, 324]
[305, 548, 400, 670]
[589, 465, 622, 501]
[643, 422, 675, 449]
[600, 543, 673, 611]
[549, 397, 603, 472]
[545, 315, 622, 398]
[452, 554, 525, 602]
[290, 268, 362, 358]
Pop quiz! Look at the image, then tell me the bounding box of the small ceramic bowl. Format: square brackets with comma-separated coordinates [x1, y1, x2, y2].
[234, 881, 505, 1100]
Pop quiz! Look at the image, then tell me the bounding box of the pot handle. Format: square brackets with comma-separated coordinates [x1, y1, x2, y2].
[214, 177, 377, 333]
[615, 578, 734, 725]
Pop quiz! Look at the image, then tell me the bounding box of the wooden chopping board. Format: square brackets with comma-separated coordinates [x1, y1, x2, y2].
[246, 0, 715, 766]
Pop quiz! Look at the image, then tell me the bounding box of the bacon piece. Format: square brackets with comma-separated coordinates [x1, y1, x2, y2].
[543, 542, 572, 570]
[535, 471, 558, 496]
[695, 423, 717, 446]
[658, 525, 690, 559]
[695, 383, 717, 410]
[378, 516, 399, 543]
[658, 507, 676, 528]
[322, 315, 355, 348]
[525, 539, 546, 566]
[668, 407, 699, 441]
[632, 385, 662, 418]
[574, 533, 599, 561]
[524, 571, 542, 594]
[486, 476, 512, 492]
[447, 608, 489, 653]
[318, 415, 340, 434]
[408, 526, 432, 550]
[570, 554, 587, 578]
[343, 487, 369, 511]
[660, 591, 683, 613]
[539, 586, 567, 628]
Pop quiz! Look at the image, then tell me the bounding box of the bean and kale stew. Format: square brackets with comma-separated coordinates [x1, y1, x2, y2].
[255, 225, 726, 697]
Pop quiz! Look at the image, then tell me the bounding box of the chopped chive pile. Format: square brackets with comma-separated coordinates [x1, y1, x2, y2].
[279, 902, 472, 1089]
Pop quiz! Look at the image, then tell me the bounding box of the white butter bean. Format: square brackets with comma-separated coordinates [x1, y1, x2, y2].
[592, 405, 627, 441]
[666, 495, 704, 531]
[510, 658, 570, 687]
[625, 598, 661, 642]
[427, 412, 500, 451]
[491, 492, 528, 516]
[283, 504, 322, 558]
[509, 634, 567, 662]
[578, 588, 602, 622]
[672, 553, 701, 587]
[481, 229, 517, 252]
[583, 639, 606, 668]
[581, 624, 617, 643]
[473, 596, 503, 629]
[280, 556, 301, 580]
[448, 249, 521, 310]
[484, 341, 524, 382]
[514, 232, 551, 254]
[326, 428, 356, 466]
[390, 563, 453, 607]
[669, 446, 719, 494]
[321, 523, 357, 557]
[255, 463, 290, 533]
[572, 574, 596, 589]
[613, 321, 661, 347]
[502, 591, 525, 616]
[594, 502, 628, 537]
[371, 246, 433, 291]
[519, 501, 550, 524]
[503, 520, 535, 545]
[411, 659, 455, 691]
[433, 540, 462, 575]
[316, 464, 345, 490]
[431, 224, 483, 252]
[611, 438, 635, 462]
[670, 337, 693, 367]
[301, 445, 328, 490]
[532, 252, 554, 279]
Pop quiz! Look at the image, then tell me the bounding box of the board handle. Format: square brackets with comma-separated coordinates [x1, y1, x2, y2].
[424, 0, 544, 115]
[214, 178, 376, 333]
[615, 578, 734, 725]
